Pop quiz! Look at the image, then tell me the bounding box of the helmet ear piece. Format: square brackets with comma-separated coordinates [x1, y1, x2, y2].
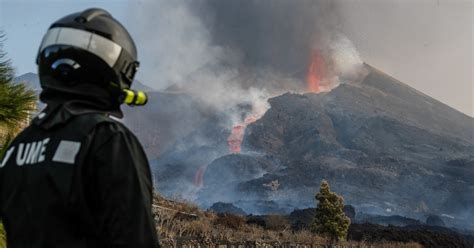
[120, 61, 139, 86]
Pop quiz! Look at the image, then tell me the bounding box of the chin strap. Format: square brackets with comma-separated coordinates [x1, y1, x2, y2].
[121, 89, 148, 106]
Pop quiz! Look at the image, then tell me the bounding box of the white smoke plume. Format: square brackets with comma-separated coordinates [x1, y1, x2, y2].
[126, 0, 365, 124]
[126, 0, 275, 128]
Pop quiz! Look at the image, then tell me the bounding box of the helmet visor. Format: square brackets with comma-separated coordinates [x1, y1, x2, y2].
[39, 27, 122, 68]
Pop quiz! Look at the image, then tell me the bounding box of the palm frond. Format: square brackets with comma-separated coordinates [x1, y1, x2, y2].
[0, 31, 37, 155]
[0, 83, 36, 129]
[0, 131, 13, 159]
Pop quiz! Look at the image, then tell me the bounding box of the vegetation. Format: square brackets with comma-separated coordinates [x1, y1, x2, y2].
[311, 179, 351, 242]
[0, 226, 4, 248]
[0, 32, 36, 158]
[153, 193, 421, 247]
[0, 32, 36, 248]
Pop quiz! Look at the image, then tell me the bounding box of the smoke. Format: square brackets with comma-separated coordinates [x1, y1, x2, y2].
[197, 0, 365, 90]
[126, 0, 365, 202]
[127, 0, 364, 107]
[197, 0, 336, 74]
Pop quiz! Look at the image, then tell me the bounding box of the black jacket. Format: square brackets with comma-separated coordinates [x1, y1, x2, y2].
[0, 104, 159, 247]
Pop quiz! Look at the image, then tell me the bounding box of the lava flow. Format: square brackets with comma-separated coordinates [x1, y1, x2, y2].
[227, 108, 264, 153]
[307, 50, 325, 93]
[228, 125, 245, 153]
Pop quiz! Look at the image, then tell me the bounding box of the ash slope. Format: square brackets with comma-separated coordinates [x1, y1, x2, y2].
[200, 65, 474, 227]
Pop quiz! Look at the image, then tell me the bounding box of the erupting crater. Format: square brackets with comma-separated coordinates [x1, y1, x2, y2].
[307, 50, 325, 93]
[306, 49, 338, 93]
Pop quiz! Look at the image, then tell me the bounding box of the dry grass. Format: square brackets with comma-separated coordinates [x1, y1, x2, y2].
[214, 214, 247, 230]
[152, 193, 422, 248]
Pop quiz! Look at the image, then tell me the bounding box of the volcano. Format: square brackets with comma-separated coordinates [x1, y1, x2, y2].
[195, 64, 473, 227]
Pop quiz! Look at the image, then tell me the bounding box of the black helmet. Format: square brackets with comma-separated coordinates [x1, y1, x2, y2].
[36, 8, 142, 106]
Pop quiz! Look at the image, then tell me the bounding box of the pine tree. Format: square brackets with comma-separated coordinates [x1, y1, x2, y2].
[0, 31, 36, 248]
[311, 179, 351, 242]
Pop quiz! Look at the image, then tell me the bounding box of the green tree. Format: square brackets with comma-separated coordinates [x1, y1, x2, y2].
[311, 179, 351, 242]
[0, 32, 36, 248]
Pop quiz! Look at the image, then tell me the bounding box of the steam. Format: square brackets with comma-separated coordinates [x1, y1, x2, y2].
[127, 0, 365, 104]
[126, 0, 365, 202]
[329, 34, 366, 83]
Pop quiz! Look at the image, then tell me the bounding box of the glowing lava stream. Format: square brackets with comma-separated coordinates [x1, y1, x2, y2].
[227, 108, 265, 154]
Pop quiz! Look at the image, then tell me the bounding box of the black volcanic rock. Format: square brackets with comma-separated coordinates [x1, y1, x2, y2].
[356, 213, 422, 227]
[426, 215, 446, 227]
[210, 202, 247, 216]
[288, 208, 315, 230]
[198, 64, 474, 228]
[344, 205, 356, 220]
[199, 154, 282, 206]
[289, 205, 355, 231]
[348, 223, 472, 248]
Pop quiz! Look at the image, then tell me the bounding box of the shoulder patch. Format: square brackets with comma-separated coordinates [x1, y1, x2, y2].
[52, 140, 81, 164]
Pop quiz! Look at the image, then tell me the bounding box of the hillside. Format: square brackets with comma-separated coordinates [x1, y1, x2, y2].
[115, 65, 474, 227]
[186, 65, 473, 229]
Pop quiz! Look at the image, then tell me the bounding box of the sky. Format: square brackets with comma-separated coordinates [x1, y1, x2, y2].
[0, 0, 472, 117]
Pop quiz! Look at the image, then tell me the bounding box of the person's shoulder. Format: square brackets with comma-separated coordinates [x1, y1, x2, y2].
[88, 115, 146, 156]
[7, 124, 36, 145]
[90, 115, 138, 140]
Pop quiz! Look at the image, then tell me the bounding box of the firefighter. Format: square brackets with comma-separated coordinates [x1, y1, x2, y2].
[0, 8, 159, 247]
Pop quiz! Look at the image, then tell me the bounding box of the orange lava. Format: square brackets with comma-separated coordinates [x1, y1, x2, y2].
[227, 112, 262, 154]
[228, 125, 245, 153]
[307, 50, 325, 93]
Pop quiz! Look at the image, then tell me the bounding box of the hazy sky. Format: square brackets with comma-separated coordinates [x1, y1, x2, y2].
[0, 0, 472, 116]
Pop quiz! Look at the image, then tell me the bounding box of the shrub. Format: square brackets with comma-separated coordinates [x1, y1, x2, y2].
[311, 179, 351, 242]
